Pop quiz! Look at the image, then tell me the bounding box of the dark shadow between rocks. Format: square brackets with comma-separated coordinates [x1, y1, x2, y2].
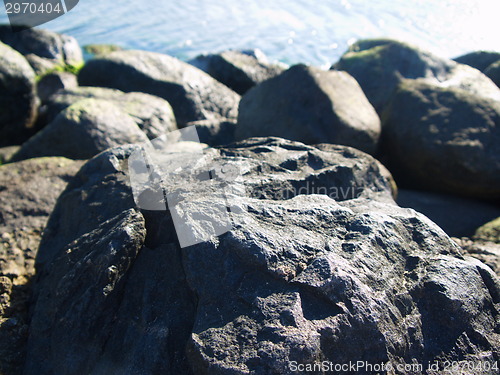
[0, 278, 32, 375]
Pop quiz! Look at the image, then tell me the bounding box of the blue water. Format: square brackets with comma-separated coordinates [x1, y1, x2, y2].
[1, 0, 499, 67]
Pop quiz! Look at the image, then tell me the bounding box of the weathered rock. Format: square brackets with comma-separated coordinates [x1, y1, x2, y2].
[190, 50, 286, 95]
[381, 79, 500, 199]
[188, 119, 236, 146]
[0, 156, 83, 375]
[0, 276, 13, 316]
[34, 138, 395, 270]
[37, 71, 78, 103]
[0, 157, 84, 276]
[454, 216, 500, 276]
[0, 25, 83, 75]
[25, 209, 147, 375]
[0, 42, 38, 146]
[78, 50, 241, 126]
[454, 237, 500, 276]
[44, 87, 178, 139]
[236, 65, 381, 154]
[11, 99, 149, 161]
[333, 39, 500, 113]
[24, 53, 59, 75]
[33, 145, 141, 269]
[484, 60, 500, 88]
[217, 138, 395, 203]
[397, 190, 500, 237]
[475, 217, 500, 244]
[314, 142, 399, 199]
[24, 137, 499, 374]
[185, 197, 499, 374]
[453, 51, 500, 72]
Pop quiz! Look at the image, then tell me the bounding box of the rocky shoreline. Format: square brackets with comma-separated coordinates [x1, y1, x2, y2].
[0, 25, 499, 374]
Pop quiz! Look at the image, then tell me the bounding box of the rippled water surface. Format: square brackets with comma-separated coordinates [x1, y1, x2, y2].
[1, 0, 499, 66]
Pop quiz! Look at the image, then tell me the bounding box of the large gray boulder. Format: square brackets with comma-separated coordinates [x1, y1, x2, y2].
[333, 39, 500, 113]
[12, 99, 149, 161]
[33, 138, 395, 270]
[24, 138, 499, 375]
[381, 79, 500, 199]
[44, 87, 177, 139]
[0, 42, 38, 146]
[236, 65, 381, 154]
[0, 157, 83, 375]
[190, 50, 285, 95]
[0, 25, 83, 75]
[453, 51, 500, 72]
[78, 50, 241, 126]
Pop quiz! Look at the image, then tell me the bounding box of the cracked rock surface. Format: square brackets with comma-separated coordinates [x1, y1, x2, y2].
[24, 138, 499, 375]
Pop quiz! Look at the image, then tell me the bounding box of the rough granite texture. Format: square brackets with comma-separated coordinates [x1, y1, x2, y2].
[23, 138, 499, 375]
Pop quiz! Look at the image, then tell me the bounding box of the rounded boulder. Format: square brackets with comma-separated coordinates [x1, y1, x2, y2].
[236, 64, 381, 154]
[0, 25, 83, 75]
[333, 39, 500, 112]
[12, 99, 149, 161]
[78, 50, 240, 127]
[190, 49, 285, 95]
[0, 42, 38, 146]
[44, 87, 177, 139]
[381, 79, 500, 199]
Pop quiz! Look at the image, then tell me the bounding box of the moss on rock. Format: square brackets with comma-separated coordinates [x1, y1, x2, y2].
[475, 217, 500, 243]
[83, 44, 124, 57]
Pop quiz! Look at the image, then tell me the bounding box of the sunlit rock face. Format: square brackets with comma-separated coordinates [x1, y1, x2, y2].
[23, 138, 499, 375]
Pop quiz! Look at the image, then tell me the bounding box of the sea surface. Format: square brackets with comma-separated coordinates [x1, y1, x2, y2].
[1, 0, 499, 67]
